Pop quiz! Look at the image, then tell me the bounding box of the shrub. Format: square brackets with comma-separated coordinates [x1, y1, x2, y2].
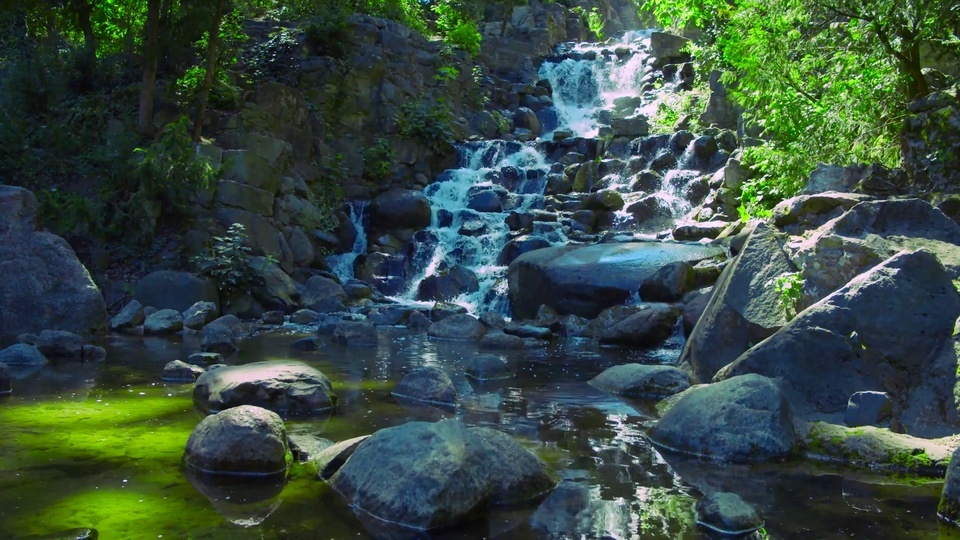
[363, 138, 395, 182]
[191, 223, 259, 295]
[395, 101, 455, 154]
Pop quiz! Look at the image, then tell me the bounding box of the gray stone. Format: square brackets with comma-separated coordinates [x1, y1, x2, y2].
[845, 391, 893, 427]
[287, 433, 333, 463]
[610, 115, 649, 137]
[369, 189, 431, 231]
[588, 364, 690, 399]
[504, 324, 553, 340]
[650, 374, 796, 462]
[772, 192, 873, 230]
[183, 405, 289, 476]
[249, 257, 299, 312]
[649, 32, 691, 62]
[392, 367, 458, 407]
[34, 330, 84, 358]
[0, 344, 47, 366]
[261, 311, 285, 325]
[406, 310, 433, 330]
[110, 300, 145, 331]
[427, 314, 487, 341]
[802, 164, 862, 194]
[940, 446, 960, 523]
[194, 360, 336, 415]
[695, 492, 764, 536]
[143, 309, 183, 335]
[291, 337, 320, 351]
[201, 316, 240, 353]
[188, 352, 223, 365]
[466, 354, 511, 381]
[479, 331, 525, 350]
[290, 309, 319, 325]
[417, 266, 479, 302]
[302, 276, 348, 313]
[214, 180, 275, 216]
[328, 419, 557, 530]
[162, 360, 205, 382]
[333, 320, 379, 347]
[134, 271, 219, 314]
[182, 301, 219, 330]
[479, 311, 506, 329]
[639, 261, 696, 302]
[316, 435, 370, 480]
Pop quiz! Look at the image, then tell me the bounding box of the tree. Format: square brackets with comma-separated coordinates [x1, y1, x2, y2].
[192, 0, 226, 141]
[138, 0, 160, 136]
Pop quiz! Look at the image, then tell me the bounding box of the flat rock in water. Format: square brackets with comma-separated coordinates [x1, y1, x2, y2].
[183, 405, 289, 476]
[35, 330, 83, 358]
[316, 435, 370, 480]
[143, 309, 183, 335]
[0, 343, 48, 366]
[287, 433, 333, 463]
[466, 354, 511, 381]
[589, 364, 690, 399]
[479, 331, 524, 350]
[598, 304, 681, 348]
[162, 360, 205, 382]
[427, 314, 487, 341]
[508, 242, 724, 319]
[695, 492, 763, 536]
[194, 360, 336, 415]
[392, 367, 458, 407]
[183, 301, 219, 330]
[110, 300, 145, 330]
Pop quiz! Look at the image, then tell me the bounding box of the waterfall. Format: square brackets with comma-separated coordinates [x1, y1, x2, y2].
[326, 201, 368, 282]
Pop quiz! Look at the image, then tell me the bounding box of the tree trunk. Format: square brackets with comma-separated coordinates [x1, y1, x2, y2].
[500, 7, 510, 37]
[900, 39, 929, 102]
[193, 0, 226, 142]
[139, 0, 161, 137]
[72, 0, 96, 77]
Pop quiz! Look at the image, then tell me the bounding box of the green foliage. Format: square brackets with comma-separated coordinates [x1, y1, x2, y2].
[586, 8, 605, 40]
[395, 101, 455, 154]
[190, 223, 258, 295]
[650, 85, 707, 133]
[363, 138, 396, 182]
[37, 189, 100, 237]
[766, 271, 804, 320]
[303, 1, 353, 58]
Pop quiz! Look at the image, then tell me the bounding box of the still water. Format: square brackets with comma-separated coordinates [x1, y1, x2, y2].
[0, 327, 954, 539]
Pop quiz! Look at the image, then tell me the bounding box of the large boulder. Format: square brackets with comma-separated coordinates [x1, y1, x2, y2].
[332, 320, 379, 347]
[133, 271, 219, 314]
[327, 419, 557, 531]
[588, 364, 690, 399]
[392, 367, 458, 407]
[716, 250, 960, 433]
[598, 304, 681, 348]
[0, 343, 48, 366]
[301, 276, 348, 313]
[427, 314, 488, 341]
[650, 374, 796, 462]
[0, 186, 107, 345]
[194, 360, 336, 415]
[183, 405, 290, 476]
[508, 242, 724, 319]
[249, 257, 299, 312]
[416, 266, 479, 302]
[369, 189, 431, 231]
[679, 223, 795, 382]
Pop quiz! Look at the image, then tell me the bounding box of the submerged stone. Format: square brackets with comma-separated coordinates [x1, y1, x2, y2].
[392, 367, 458, 407]
[162, 360, 205, 382]
[695, 492, 763, 536]
[589, 364, 690, 399]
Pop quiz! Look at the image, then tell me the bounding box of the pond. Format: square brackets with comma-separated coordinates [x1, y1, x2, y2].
[0, 327, 955, 539]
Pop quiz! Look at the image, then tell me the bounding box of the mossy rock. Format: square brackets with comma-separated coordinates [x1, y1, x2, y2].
[801, 421, 953, 476]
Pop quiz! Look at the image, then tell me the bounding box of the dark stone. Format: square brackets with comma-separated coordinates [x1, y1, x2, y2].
[392, 367, 458, 407]
[427, 314, 487, 341]
[194, 360, 336, 415]
[479, 331, 525, 351]
[589, 364, 690, 398]
[369, 189, 431, 231]
[695, 492, 764, 536]
[183, 405, 289, 476]
[261, 311, 285, 325]
[466, 354, 511, 380]
[417, 266, 479, 302]
[134, 271, 219, 314]
[504, 324, 553, 340]
[291, 337, 321, 351]
[640, 261, 697, 302]
[333, 320, 379, 347]
[290, 309, 319, 325]
[34, 329, 83, 358]
[183, 301, 219, 330]
[143, 309, 183, 335]
[497, 235, 552, 266]
[939, 445, 960, 522]
[598, 304, 681, 348]
[188, 352, 223, 365]
[845, 391, 893, 427]
[0, 343, 48, 366]
[467, 190, 504, 213]
[0, 362, 11, 395]
[110, 300, 145, 331]
[301, 276, 348, 313]
[162, 360, 205, 382]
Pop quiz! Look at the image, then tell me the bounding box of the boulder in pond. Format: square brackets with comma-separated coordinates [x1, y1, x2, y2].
[427, 314, 488, 341]
[695, 492, 764, 536]
[162, 360, 205, 382]
[133, 270, 219, 314]
[939, 446, 960, 523]
[34, 329, 84, 358]
[649, 374, 796, 462]
[589, 364, 691, 399]
[110, 300, 145, 331]
[261, 311, 285, 325]
[466, 354, 511, 381]
[182, 301, 219, 331]
[143, 309, 184, 335]
[301, 276, 347, 313]
[479, 331, 525, 350]
[416, 266, 479, 302]
[183, 405, 289, 476]
[290, 309, 319, 325]
[598, 304, 681, 348]
[0, 343, 48, 366]
[332, 320, 379, 347]
[194, 360, 336, 415]
[249, 256, 299, 312]
[0, 186, 107, 345]
[508, 242, 724, 319]
[200, 315, 242, 353]
[392, 367, 458, 407]
[188, 352, 224, 365]
[316, 435, 370, 480]
[717, 250, 960, 434]
[327, 419, 557, 531]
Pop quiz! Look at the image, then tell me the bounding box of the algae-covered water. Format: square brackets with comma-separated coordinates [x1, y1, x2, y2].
[0, 328, 956, 539]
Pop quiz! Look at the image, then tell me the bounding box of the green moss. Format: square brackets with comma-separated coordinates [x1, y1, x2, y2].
[889, 448, 934, 470]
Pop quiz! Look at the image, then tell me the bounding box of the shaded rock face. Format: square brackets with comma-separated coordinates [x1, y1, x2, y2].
[940, 445, 960, 523]
[110, 300, 145, 331]
[650, 374, 796, 462]
[327, 419, 557, 531]
[902, 86, 960, 194]
[508, 242, 724, 319]
[369, 189, 431, 231]
[301, 276, 347, 313]
[0, 186, 107, 345]
[194, 360, 336, 415]
[182, 301, 219, 330]
[0, 344, 47, 366]
[143, 309, 183, 335]
[0, 363, 11, 395]
[183, 405, 289, 476]
[679, 222, 795, 383]
[133, 271, 219, 314]
[333, 320, 379, 347]
[598, 304, 681, 348]
[427, 314, 487, 341]
[392, 367, 458, 407]
[717, 250, 960, 434]
[588, 364, 690, 399]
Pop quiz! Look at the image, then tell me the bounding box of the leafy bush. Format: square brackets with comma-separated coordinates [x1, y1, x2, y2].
[37, 190, 100, 237]
[191, 223, 259, 295]
[303, 2, 353, 58]
[395, 101, 455, 154]
[766, 271, 804, 320]
[444, 20, 482, 56]
[363, 138, 396, 182]
[587, 8, 606, 40]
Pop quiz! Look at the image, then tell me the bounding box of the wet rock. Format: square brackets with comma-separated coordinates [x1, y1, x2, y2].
[143, 309, 183, 335]
[626, 195, 673, 224]
[290, 309, 319, 325]
[582, 190, 625, 212]
[650, 374, 796, 462]
[497, 235, 552, 266]
[342, 280, 374, 300]
[291, 337, 321, 351]
[772, 192, 872, 230]
[301, 276, 348, 313]
[430, 303, 468, 322]
[589, 364, 690, 399]
[333, 320, 378, 347]
[201, 319, 239, 354]
[417, 266, 479, 302]
[695, 492, 764, 536]
[599, 304, 681, 348]
[110, 300, 145, 331]
[369, 189, 431, 231]
[261, 311, 285, 325]
[188, 352, 224, 365]
[183, 405, 289, 476]
[249, 257, 299, 312]
[650, 32, 691, 63]
[287, 433, 333, 463]
[672, 221, 730, 242]
[162, 360, 205, 382]
[509, 242, 724, 319]
[316, 435, 370, 480]
[392, 367, 458, 407]
[640, 261, 697, 302]
[0, 343, 48, 366]
[183, 301, 219, 330]
[611, 115, 649, 137]
[682, 290, 712, 335]
[845, 391, 893, 428]
[940, 446, 960, 523]
[428, 314, 488, 341]
[133, 270, 219, 314]
[513, 107, 541, 136]
[327, 419, 557, 531]
[34, 329, 84, 358]
[479, 311, 507, 329]
[467, 189, 504, 213]
[466, 353, 511, 381]
[406, 310, 433, 330]
[354, 252, 408, 296]
[82, 344, 106, 361]
[479, 331, 525, 350]
[194, 360, 336, 415]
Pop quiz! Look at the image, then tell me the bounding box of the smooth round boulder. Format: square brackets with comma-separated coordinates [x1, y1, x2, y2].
[427, 314, 487, 341]
[588, 364, 691, 399]
[182, 301, 219, 330]
[467, 190, 503, 213]
[34, 329, 83, 358]
[369, 189, 431, 230]
[261, 311, 285, 325]
[162, 360, 205, 382]
[466, 354, 511, 381]
[290, 309, 319, 325]
[183, 405, 289, 476]
[200, 321, 239, 354]
[0, 343, 48, 366]
[194, 360, 337, 415]
[649, 374, 796, 462]
[695, 492, 763, 536]
[143, 309, 183, 335]
[328, 419, 557, 531]
[392, 367, 458, 407]
[110, 300, 145, 331]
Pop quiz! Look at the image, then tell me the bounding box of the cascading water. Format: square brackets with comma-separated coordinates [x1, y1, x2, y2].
[326, 201, 368, 282]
